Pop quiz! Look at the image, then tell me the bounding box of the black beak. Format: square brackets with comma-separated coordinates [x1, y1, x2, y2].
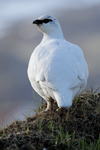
[32, 19, 42, 25]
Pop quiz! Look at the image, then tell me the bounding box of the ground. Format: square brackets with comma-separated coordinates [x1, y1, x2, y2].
[0, 91, 100, 150]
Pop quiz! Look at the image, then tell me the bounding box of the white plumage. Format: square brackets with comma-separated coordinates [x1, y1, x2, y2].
[27, 15, 89, 111]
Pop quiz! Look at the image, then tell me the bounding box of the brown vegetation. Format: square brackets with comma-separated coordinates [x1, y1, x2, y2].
[0, 92, 100, 150]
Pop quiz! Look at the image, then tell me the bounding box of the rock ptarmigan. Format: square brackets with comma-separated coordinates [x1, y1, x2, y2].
[27, 15, 89, 112]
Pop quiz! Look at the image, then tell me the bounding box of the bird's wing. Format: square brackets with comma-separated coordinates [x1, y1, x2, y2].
[68, 44, 88, 90]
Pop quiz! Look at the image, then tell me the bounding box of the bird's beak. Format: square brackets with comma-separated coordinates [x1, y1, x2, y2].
[32, 19, 42, 25]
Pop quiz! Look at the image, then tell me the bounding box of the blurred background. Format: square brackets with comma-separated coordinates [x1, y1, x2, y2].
[0, 0, 100, 128]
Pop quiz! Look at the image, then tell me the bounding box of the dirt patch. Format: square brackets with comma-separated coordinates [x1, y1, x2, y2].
[0, 92, 100, 150]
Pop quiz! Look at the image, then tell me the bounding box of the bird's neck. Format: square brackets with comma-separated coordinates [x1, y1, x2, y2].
[41, 27, 64, 43]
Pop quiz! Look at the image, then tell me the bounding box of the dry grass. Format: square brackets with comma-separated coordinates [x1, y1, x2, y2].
[0, 91, 100, 150]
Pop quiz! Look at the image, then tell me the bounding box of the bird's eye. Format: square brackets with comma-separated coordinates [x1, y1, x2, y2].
[43, 19, 52, 23]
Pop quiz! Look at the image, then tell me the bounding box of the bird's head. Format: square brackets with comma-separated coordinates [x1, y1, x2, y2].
[33, 15, 63, 37]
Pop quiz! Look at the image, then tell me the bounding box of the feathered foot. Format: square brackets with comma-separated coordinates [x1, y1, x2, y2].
[41, 97, 54, 113]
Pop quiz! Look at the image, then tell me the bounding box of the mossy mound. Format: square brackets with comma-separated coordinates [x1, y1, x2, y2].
[0, 92, 100, 150]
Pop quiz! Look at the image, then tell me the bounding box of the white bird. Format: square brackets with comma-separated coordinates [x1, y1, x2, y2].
[27, 15, 89, 112]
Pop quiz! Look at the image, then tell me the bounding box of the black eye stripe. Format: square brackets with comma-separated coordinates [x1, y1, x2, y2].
[33, 19, 52, 25]
[43, 19, 52, 23]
